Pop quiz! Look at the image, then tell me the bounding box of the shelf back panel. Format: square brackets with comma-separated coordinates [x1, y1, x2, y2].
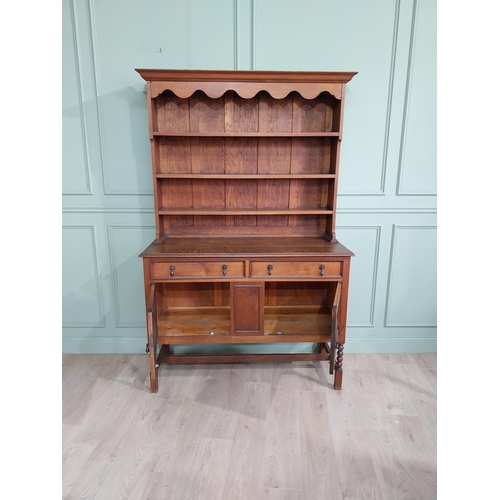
[163, 216, 327, 238]
[155, 137, 335, 175]
[154, 90, 340, 134]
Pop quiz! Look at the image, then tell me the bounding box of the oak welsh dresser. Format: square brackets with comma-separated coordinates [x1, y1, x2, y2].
[136, 69, 357, 392]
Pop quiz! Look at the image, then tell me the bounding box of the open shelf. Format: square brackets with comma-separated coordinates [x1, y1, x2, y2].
[156, 175, 334, 235]
[155, 173, 336, 179]
[152, 131, 340, 138]
[264, 305, 331, 336]
[157, 208, 334, 216]
[158, 306, 231, 338]
[153, 136, 338, 178]
[156, 305, 331, 344]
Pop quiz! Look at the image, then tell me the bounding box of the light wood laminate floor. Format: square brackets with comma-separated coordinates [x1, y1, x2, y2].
[62, 353, 437, 500]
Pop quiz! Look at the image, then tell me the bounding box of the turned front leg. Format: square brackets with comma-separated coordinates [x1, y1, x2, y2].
[334, 342, 344, 390]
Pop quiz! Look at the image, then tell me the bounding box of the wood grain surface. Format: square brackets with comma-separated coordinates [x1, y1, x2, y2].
[63, 353, 436, 499]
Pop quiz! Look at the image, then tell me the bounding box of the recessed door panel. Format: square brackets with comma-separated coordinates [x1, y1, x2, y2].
[231, 282, 264, 335]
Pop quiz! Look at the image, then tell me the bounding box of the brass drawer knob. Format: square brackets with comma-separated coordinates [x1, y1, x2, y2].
[222, 264, 228, 276]
[319, 264, 325, 276]
[169, 265, 175, 277]
[267, 264, 273, 276]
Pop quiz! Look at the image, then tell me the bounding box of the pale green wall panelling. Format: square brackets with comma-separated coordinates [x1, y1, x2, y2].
[62, 212, 160, 353]
[62, 0, 92, 195]
[335, 210, 436, 353]
[62, 0, 436, 354]
[235, 0, 254, 69]
[108, 225, 156, 327]
[385, 225, 437, 326]
[90, 0, 236, 195]
[62, 226, 104, 327]
[396, 0, 437, 195]
[255, 0, 397, 196]
[335, 226, 381, 327]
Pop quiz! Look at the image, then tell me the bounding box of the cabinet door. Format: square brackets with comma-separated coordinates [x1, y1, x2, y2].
[231, 282, 264, 335]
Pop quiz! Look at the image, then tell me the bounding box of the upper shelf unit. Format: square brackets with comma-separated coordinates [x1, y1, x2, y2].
[136, 69, 357, 242]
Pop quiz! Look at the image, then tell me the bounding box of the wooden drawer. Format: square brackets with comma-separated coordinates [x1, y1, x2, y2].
[250, 260, 342, 279]
[151, 261, 245, 280]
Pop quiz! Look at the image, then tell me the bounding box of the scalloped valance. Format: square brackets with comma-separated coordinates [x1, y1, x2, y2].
[136, 69, 357, 101]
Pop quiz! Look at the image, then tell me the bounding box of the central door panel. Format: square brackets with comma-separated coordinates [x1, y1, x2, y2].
[231, 282, 265, 335]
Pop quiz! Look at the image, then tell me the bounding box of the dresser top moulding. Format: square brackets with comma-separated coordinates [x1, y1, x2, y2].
[135, 69, 358, 100]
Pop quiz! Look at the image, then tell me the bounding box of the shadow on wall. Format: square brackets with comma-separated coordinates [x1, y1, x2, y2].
[62, 82, 152, 196]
